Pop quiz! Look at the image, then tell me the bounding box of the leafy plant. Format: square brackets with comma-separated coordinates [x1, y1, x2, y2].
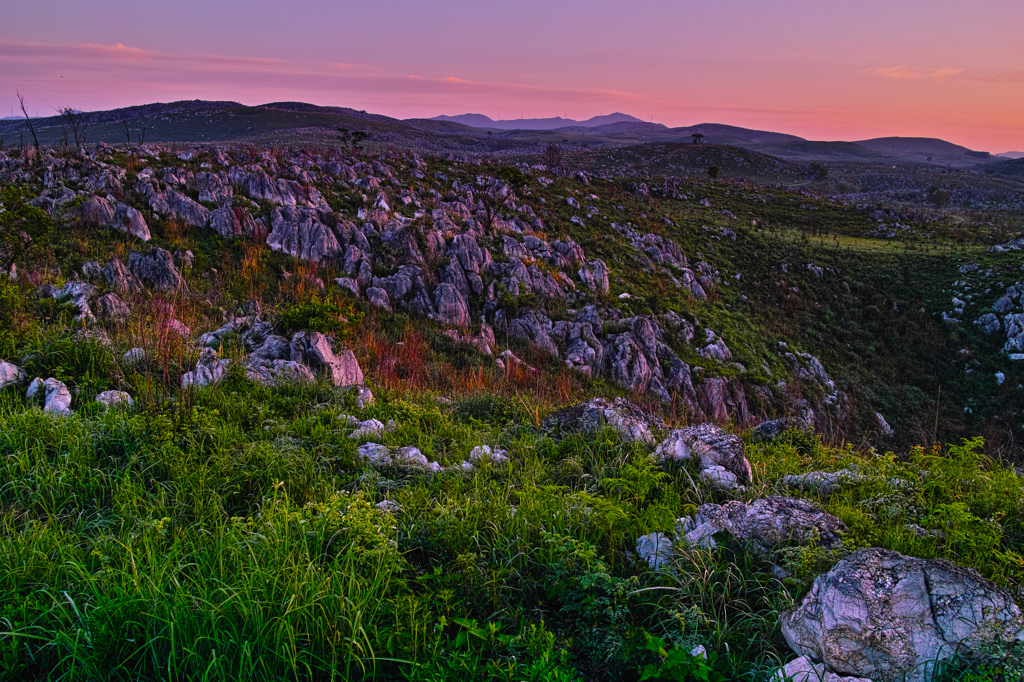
[639, 633, 727, 682]
[276, 294, 362, 337]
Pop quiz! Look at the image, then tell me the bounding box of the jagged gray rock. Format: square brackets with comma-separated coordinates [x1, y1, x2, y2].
[95, 292, 130, 319]
[751, 417, 812, 441]
[26, 377, 73, 415]
[781, 548, 1024, 682]
[103, 257, 144, 295]
[578, 259, 610, 295]
[267, 206, 341, 262]
[113, 202, 151, 241]
[129, 249, 188, 293]
[655, 424, 752, 486]
[243, 358, 316, 387]
[290, 331, 363, 386]
[182, 356, 231, 388]
[0, 360, 24, 389]
[543, 397, 662, 444]
[635, 532, 676, 571]
[366, 286, 392, 312]
[677, 497, 846, 553]
[209, 205, 261, 239]
[974, 313, 1001, 335]
[122, 348, 146, 365]
[434, 283, 471, 327]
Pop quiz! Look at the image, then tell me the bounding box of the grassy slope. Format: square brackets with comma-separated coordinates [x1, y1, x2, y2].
[2, 147, 1024, 679]
[0, 382, 1021, 681]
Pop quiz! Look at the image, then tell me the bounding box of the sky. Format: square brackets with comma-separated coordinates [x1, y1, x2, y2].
[2, 0, 1022, 151]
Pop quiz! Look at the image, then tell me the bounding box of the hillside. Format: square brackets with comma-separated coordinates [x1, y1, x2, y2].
[430, 112, 647, 130]
[1, 124, 1024, 680]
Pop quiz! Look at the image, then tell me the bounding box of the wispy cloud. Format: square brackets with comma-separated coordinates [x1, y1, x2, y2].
[0, 40, 638, 108]
[868, 65, 1024, 83]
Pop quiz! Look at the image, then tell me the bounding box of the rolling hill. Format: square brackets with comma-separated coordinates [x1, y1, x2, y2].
[430, 112, 646, 130]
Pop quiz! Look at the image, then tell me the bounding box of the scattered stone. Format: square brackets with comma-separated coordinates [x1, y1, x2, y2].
[543, 397, 663, 444]
[290, 331, 363, 386]
[96, 292, 130, 319]
[350, 418, 386, 440]
[122, 348, 146, 365]
[781, 469, 867, 496]
[0, 360, 24, 389]
[26, 377, 73, 415]
[375, 500, 401, 513]
[751, 417, 811, 442]
[781, 548, 1024, 682]
[469, 445, 509, 464]
[356, 442, 442, 473]
[243, 358, 316, 387]
[654, 424, 752, 487]
[95, 390, 134, 409]
[128, 248, 188, 293]
[676, 497, 846, 554]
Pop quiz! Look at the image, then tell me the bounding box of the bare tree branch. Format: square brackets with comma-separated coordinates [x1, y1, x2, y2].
[121, 121, 133, 151]
[58, 107, 88, 147]
[16, 92, 39, 151]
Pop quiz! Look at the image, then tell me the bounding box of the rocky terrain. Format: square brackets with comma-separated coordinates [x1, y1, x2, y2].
[1, 122, 1023, 680]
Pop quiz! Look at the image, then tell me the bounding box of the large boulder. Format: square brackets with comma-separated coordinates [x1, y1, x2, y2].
[677, 497, 846, 553]
[26, 377, 73, 415]
[129, 249, 188, 293]
[543, 397, 662, 444]
[655, 424, 752, 487]
[781, 548, 1024, 682]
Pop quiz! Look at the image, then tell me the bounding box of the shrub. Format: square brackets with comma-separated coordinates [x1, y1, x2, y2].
[276, 294, 362, 337]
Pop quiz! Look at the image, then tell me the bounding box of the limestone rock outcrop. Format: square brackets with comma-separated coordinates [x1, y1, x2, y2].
[781, 548, 1024, 682]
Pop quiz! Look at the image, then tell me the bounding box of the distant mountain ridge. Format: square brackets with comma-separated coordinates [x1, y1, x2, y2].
[0, 98, 1000, 167]
[429, 112, 646, 130]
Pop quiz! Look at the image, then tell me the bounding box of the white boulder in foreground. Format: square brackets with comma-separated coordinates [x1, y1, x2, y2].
[781, 548, 1024, 682]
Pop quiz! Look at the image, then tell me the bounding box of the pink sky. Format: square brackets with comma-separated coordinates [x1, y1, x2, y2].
[2, 0, 1022, 151]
